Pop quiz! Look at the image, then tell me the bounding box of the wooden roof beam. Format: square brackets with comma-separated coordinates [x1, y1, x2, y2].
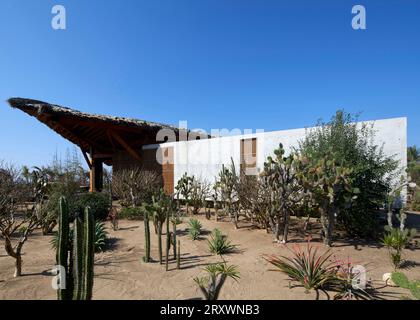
[109, 129, 142, 163]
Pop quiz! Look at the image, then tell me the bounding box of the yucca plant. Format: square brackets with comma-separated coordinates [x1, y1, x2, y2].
[194, 262, 240, 300]
[188, 218, 202, 240]
[51, 220, 108, 253]
[264, 242, 337, 293]
[382, 226, 416, 270]
[207, 228, 237, 255]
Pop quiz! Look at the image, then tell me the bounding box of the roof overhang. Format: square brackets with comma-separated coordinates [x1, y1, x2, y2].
[7, 98, 182, 166]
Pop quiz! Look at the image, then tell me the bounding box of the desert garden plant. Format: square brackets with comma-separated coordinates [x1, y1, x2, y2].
[215, 159, 239, 228]
[391, 272, 420, 300]
[296, 154, 357, 246]
[188, 218, 202, 240]
[207, 228, 237, 255]
[260, 143, 306, 243]
[264, 242, 337, 293]
[51, 219, 109, 253]
[0, 162, 43, 277]
[112, 167, 161, 207]
[175, 173, 194, 213]
[55, 197, 95, 300]
[194, 262, 240, 300]
[298, 110, 398, 238]
[382, 226, 416, 270]
[189, 178, 210, 215]
[118, 206, 144, 220]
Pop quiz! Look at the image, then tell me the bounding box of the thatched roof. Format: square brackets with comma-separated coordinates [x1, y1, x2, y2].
[7, 97, 183, 164]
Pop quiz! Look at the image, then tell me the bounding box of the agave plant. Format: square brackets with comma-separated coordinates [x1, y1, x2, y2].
[51, 220, 108, 253]
[188, 218, 202, 240]
[194, 262, 240, 300]
[264, 242, 337, 293]
[207, 228, 237, 255]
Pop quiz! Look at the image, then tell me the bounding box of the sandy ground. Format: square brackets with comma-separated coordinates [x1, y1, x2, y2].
[1, 211, 420, 300]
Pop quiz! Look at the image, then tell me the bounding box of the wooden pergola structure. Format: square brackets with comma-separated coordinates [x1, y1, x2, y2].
[8, 98, 182, 192]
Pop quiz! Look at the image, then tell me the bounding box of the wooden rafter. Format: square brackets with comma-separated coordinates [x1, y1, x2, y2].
[109, 129, 142, 163]
[81, 148, 92, 169]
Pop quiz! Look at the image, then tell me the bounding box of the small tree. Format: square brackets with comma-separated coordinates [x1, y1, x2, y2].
[0, 162, 41, 277]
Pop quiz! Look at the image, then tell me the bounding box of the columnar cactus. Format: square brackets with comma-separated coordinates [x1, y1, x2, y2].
[177, 240, 181, 269]
[142, 205, 151, 263]
[165, 210, 170, 271]
[56, 196, 95, 300]
[82, 207, 94, 300]
[57, 197, 70, 300]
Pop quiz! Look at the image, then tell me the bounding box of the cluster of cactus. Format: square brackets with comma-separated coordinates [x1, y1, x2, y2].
[175, 173, 194, 213]
[296, 152, 357, 246]
[391, 272, 420, 299]
[57, 196, 95, 300]
[142, 191, 181, 268]
[214, 158, 239, 228]
[260, 144, 306, 243]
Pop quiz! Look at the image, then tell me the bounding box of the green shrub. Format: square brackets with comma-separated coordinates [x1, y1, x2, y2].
[119, 207, 144, 220]
[411, 190, 420, 211]
[299, 110, 398, 238]
[75, 192, 111, 221]
[207, 229, 237, 255]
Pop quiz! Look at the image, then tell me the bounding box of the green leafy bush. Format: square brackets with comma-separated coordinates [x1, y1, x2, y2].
[188, 218, 202, 240]
[75, 192, 111, 221]
[411, 190, 420, 211]
[298, 110, 398, 238]
[118, 207, 144, 220]
[207, 228, 237, 254]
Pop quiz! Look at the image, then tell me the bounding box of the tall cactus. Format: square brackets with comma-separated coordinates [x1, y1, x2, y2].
[143, 206, 151, 263]
[72, 214, 83, 300]
[165, 210, 170, 271]
[82, 207, 94, 300]
[57, 197, 70, 300]
[172, 221, 177, 259]
[56, 196, 95, 300]
[177, 240, 181, 269]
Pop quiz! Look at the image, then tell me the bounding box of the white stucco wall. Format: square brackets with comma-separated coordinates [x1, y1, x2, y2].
[144, 117, 407, 189]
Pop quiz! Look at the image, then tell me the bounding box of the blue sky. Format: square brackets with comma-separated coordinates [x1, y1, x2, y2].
[0, 0, 419, 167]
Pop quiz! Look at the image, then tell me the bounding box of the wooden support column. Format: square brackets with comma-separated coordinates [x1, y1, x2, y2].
[88, 148, 104, 193]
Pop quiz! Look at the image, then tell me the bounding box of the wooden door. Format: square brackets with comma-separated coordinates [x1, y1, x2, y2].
[161, 147, 174, 195]
[240, 138, 257, 176]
